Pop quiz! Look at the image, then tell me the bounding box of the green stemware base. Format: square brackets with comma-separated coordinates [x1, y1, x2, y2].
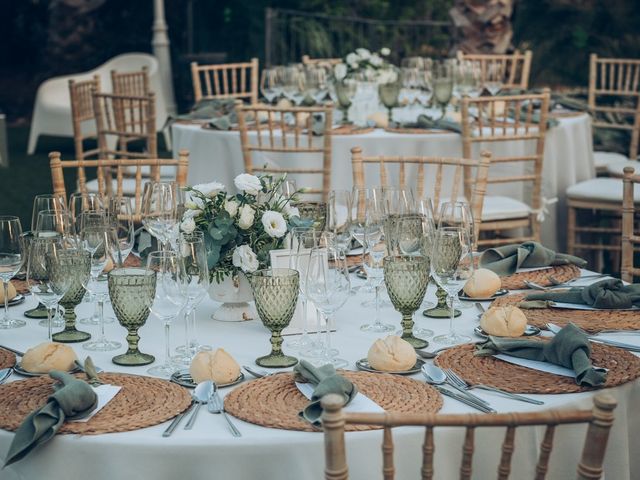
[422, 307, 461, 318]
[400, 334, 429, 349]
[24, 304, 50, 319]
[112, 351, 155, 366]
[52, 328, 91, 343]
[256, 353, 298, 368]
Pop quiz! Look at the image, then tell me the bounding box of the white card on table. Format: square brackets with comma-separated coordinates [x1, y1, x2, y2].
[550, 302, 639, 311]
[296, 382, 384, 413]
[71, 385, 122, 422]
[493, 354, 575, 378]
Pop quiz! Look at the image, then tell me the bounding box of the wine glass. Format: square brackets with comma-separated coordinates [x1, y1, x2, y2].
[485, 63, 504, 96]
[431, 227, 474, 345]
[108, 197, 135, 267]
[172, 232, 210, 365]
[433, 61, 454, 119]
[69, 192, 105, 232]
[379, 72, 401, 123]
[35, 209, 75, 244]
[417, 198, 437, 310]
[399, 67, 420, 106]
[31, 194, 66, 232]
[326, 190, 352, 255]
[0, 216, 25, 329]
[27, 237, 70, 339]
[286, 226, 314, 353]
[249, 268, 300, 368]
[417, 63, 434, 107]
[141, 181, 181, 250]
[282, 65, 305, 105]
[335, 78, 357, 124]
[293, 201, 327, 232]
[81, 224, 121, 351]
[261, 67, 281, 104]
[305, 246, 351, 368]
[147, 251, 186, 377]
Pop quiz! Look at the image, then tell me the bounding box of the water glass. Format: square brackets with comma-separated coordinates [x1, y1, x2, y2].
[0, 216, 25, 329]
[326, 190, 352, 255]
[31, 194, 66, 232]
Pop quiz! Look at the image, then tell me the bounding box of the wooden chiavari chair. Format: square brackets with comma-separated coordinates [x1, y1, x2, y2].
[350, 147, 491, 246]
[321, 392, 616, 480]
[456, 50, 533, 90]
[622, 166, 640, 282]
[587, 54, 640, 175]
[461, 89, 550, 248]
[111, 66, 150, 97]
[69, 75, 101, 188]
[301, 55, 342, 67]
[235, 100, 333, 200]
[191, 59, 259, 104]
[49, 150, 189, 222]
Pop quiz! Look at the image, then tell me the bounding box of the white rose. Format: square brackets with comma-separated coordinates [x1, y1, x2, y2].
[261, 210, 288, 238]
[349, 61, 359, 70]
[192, 181, 225, 198]
[180, 218, 196, 234]
[334, 63, 347, 81]
[369, 54, 383, 67]
[380, 47, 391, 56]
[234, 173, 262, 195]
[283, 202, 299, 218]
[182, 208, 200, 220]
[238, 205, 255, 229]
[355, 48, 371, 60]
[185, 192, 206, 210]
[345, 53, 359, 65]
[232, 245, 259, 273]
[224, 199, 239, 217]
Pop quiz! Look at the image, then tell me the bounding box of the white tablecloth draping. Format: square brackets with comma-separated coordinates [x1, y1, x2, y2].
[172, 114, 594, 251]
[0, 271, 637, 480]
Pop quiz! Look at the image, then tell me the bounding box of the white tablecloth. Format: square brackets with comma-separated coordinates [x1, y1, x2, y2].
[173, 114, 594, 251]
[0, 271, 637, 480]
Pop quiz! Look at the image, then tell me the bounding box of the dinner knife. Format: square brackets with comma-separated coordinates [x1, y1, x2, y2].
[0, 345, 24, 357]
[162, 403, 194, 437]
[433, 385, 496, 413]
[546, 323, 640, 353]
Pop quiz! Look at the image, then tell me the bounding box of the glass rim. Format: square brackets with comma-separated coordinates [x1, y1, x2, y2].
[0, 215, 20, 222]
[108, 267, 155, 278]
[251, 268, 299, 278]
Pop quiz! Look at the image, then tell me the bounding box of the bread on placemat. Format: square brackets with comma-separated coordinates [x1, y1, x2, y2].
[480, 306, 527, 337]
[0, 283, 17, 303]
[190, 348, 241, 384]
[463, 268, 501, 298]
[367, 335, 417, 371]
[21, 342, 78, 373]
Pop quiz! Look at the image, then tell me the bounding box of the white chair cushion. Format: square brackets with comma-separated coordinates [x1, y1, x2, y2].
[124, 165, 177, 179]
[594, 151, 629, 169]
[85, 178, 144, 196]
[566, 178, 640, 203]
[480, 195, 531, 221]
[606, 160, 640, 177]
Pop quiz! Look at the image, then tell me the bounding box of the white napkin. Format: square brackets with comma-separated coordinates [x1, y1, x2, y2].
[494, 354, 574, 378]
[550, 302, 639, 312]
[295, 382, 384, 413]
[70, 385, 121, 423]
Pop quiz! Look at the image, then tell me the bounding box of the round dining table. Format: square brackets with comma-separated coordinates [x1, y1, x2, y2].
[172, 112, 594, 251]
[0, 268, 637, 480]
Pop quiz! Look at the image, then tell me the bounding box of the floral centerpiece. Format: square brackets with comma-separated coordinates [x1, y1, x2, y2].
[333, 47, 398, 84]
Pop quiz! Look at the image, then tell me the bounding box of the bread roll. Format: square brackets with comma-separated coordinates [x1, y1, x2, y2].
[463, 268, 501, 298]
[190, 348, 241, 384]
[480, 306, 527, 337]
[0, 282, 17, 303]
[21, 342, 78, 373]
[367, 111, 389, 128]
[367, 335, 417, 371]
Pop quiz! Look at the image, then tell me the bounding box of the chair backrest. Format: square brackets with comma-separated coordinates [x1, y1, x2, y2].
[91, 90, 157, 161]
[68, 75, 101, 185]
[461, 89, 551, 244]
[588, 54, 640, 160]
[191, 59, 259, 104]
[350, 147, 491, 245]
[235, 101, 334, 200]
[456, 50, 533, 90]
[301, 55, 342, 67]
[111, 66, 150, 97]
[49, 150, 189, 222]
[321, 392, 616, 480]
[622, 166, 640, 282]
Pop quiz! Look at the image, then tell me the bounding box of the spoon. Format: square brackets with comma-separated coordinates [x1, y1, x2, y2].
[422, 364, 495, 412]
[475, 302, 486, 313]
[0, 368, 12, 385]
[414, 349, 437, 359]
[184, 381, 214, 430]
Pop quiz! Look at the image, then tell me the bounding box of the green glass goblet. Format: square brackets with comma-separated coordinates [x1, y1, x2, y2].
[249, 268, 300, 368]
[20, 232, 56, 320]
[383, 255, 430, 349]
[379, 80, 401, 123]
[51, 249, 92, 343]
[108, 268, 157, 366]
[423, 283, 461, 318]
[293, 201, 327, 232]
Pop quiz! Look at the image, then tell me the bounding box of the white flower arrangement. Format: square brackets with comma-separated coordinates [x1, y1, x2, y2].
[334, 47, 393, 84]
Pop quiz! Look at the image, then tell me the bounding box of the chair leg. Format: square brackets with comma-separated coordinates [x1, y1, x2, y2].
[27, 126, 39, 155]
[567, 204, 577, 255]
[162, 128, 172, 152]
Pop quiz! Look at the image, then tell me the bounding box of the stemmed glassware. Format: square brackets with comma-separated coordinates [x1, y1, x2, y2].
[334, 78, 357, 124]
[142, 181, 181, 250]
[31, 194, 66, 232]
[36, 209, 75, 243]
[326, 190, 352, 255]
[282, 65, 305, 105]
[286, 226, 314, 353]
[249, 268, 300, 368]
[433, 61, 454, 119]
[173, 232, 210, 365]
[305, 246, 351, 368]
[431, 227, 474, 345]
[69, 193, 104, 229]
[27, 237, 71, 339]
[108, 197, 135, 267]
[109, 267, 157, 366]
[261, 67, 282, 103]
[147, 251, 186, 377]
[305, 66, 329, 104]
[485, 63, 504, 96]
[0, 216, 25, 329]
[379, 71, 401, 123]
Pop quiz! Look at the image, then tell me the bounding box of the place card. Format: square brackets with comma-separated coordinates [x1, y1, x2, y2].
[71, 384, 121, 422]
[494, 354, 574, 377]
[295, 382, 384, 413]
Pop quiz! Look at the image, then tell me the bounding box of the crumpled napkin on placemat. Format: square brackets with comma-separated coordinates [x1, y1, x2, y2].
[479, 241, 587, 276]
[293, 360, 357, 427]
[390, 114, 463, 133]
[521, 279, 640, 310]
[4, 370, 98, 467]
[475, 323, 607, 387]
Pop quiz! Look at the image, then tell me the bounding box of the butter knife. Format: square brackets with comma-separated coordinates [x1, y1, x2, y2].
[434, 386, 495, 413]
[162, 403, 194, 437]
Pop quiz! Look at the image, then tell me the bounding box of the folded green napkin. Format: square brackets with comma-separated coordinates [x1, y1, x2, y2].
[479, 241, 587, 276]
[524, 279, 640, 309]
[391, 114, 462, 134]
[293, 360, 357, 427]
[475, 323, 607, 387]
[4, 371, 98, 467]
[551, 94, 588, 112]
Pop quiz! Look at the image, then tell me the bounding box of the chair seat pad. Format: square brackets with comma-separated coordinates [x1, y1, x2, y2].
[566, 178, 640, 203]
[124, 165, 177, 178]
[606, 160, 640, 177]
[481, 196, 531, 221]
[594, 151, 629, 169]
[85, 178, 144, 196]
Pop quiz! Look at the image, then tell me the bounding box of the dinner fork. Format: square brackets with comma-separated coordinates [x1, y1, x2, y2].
[242, 365, 274, 378]
[443, 369, 544, 405]
[208, 383, 242, 437]
[547, 274, 608, 286]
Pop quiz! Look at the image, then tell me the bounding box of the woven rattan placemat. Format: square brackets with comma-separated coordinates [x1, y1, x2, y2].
[384, 127, 450, 135]
[436, 342, 640, 394]
[499, 264, 581, 290]
[10, 279, 29, 295]
[0, 349, 16, 370]
[224, 371, 442, 432]
[332, 125, 374, 135]
[492, 293, 640, 333]
[0, 373, 191, 435]
[549, 111, 584, 119]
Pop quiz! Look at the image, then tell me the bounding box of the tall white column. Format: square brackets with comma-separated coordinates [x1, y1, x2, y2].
[152, 0, 177, 115]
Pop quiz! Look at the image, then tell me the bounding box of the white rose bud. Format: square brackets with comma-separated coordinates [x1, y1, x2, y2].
[180, 218, 196, 234]
[380, 47, 391, 56]
[261, 211, 288, 238]
[355, 48, 371, 60]
[192, 181, 225, 198]
[224, 199, 239, 217]
[234, 173, 262, 195]
[238, 205, 255, 229]
[346, 53, 359, 65]
[232, 245, 259, 273]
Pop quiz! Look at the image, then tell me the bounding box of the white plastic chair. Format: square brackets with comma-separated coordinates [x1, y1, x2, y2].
[28, 53, 171, 154]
